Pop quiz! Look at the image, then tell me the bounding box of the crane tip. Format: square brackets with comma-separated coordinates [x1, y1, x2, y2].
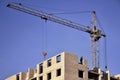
[92, 11, 96, 14]
[6, 4, 10, 7]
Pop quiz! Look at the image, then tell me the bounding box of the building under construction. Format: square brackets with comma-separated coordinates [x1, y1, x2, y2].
[5, 2, 120, 80]
[5, 52, 120, 80]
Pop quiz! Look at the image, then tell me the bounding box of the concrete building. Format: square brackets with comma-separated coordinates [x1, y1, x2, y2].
[112, 74, 120, 80]
[5, 52, 120, 80]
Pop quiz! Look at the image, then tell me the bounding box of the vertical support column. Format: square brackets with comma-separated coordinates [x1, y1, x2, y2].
[98, 68, 102, 80]
[106, 70, 110, 80]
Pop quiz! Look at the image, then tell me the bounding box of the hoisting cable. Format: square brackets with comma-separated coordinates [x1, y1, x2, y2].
[41, 21, 48, 59]
[13, 2, 92, 17]
[95, 14, 107, 70]
[104, 37, 108, 70]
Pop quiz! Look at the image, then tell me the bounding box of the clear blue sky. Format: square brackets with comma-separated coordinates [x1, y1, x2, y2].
[0, 0, 120, 79]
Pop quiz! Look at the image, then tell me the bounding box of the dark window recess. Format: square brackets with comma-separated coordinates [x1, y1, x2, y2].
[39, 76, 43, 80]
[16, 74, 19, 80]
[78, 70, 84, 78]
[39, 63, 43, 74]
[57, 55, 61, 63]
[47, 72, 51, 80]
[31, 78, 37, 80]
[56, 69, 61, 76]
[47, 59, 52, 67]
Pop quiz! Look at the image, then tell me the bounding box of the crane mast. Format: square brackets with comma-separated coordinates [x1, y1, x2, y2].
[7, 2, 106, 69]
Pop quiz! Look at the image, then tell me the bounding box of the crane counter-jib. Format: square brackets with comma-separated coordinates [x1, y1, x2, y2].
[6, 2, 92, 34]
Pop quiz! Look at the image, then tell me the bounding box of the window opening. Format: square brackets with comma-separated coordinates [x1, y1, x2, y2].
[56, 69, 61, 77]
[47, 59, 52, 67]
[16, 74, 19, 80]
[57, 55, 61, 63]
[47, 72, 51, 80]
[39, 76, 43, 80]
[78, 70, 84, 78]
[39, 63, 43, 74]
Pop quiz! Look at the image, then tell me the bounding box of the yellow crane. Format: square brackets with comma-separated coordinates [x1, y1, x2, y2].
[7, 2, 106, 70]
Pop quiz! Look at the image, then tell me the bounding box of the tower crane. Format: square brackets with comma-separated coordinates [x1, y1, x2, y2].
[7, 2, 106, 69]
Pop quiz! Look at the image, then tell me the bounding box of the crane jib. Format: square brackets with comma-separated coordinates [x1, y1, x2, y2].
[6, 2, 92, 34]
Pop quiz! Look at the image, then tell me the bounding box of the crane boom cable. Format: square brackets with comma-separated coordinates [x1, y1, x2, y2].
[48, 11, 91, 15]
[17, 2, 74, 11]
[23, 2, 91, 15]
[17, 2, 92, 13]
[104, 37, 108, 70]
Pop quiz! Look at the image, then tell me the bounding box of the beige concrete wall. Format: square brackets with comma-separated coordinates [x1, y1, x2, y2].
[20, 72, 26, 80]
[5, 74, 17, 80]
[5, 72, 27, 80]
[114, 74, 120, 80]
[5, 52, 89, 80]
[64, 52, 88, 80]
[36, 52, 65, 80]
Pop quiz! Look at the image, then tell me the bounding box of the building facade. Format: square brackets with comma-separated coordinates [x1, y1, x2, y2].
[5, 52, 120, 80]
